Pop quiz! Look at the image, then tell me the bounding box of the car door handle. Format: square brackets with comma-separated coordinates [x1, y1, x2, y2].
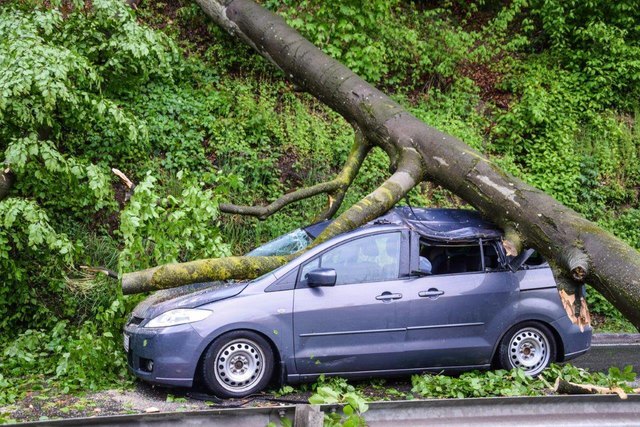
[419, 289, 445, 298]
[375, 292, 403, 301]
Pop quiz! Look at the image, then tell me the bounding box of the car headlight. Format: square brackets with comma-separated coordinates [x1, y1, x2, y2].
[146, 309, 212, 328]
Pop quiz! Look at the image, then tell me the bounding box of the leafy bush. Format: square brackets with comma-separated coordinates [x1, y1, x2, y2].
[119, 171, 232, 271]
[308, 376, 369, 427]
[0, 299, 131, 405]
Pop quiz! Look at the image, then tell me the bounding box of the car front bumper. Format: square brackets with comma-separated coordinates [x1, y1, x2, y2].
[123, 322, 205, 387]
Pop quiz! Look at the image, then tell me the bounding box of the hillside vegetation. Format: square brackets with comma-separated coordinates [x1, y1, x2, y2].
[0, 0, 638, 403]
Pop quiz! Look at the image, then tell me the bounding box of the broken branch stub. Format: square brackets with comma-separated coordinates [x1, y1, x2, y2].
[0, 169, 15, 201]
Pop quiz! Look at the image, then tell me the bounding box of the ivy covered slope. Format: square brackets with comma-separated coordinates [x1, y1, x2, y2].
[0, 0, 638, 402]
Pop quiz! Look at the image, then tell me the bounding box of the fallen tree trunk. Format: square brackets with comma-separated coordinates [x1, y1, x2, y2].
[123, 0, 640, 331]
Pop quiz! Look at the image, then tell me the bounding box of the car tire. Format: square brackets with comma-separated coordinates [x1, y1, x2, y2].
[201, 330, 274, 398]
[497, 321, 556, 376]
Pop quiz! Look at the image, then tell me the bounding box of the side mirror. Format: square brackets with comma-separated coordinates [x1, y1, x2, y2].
[306, 268, 337, 287]
[508, 248, 535, 272]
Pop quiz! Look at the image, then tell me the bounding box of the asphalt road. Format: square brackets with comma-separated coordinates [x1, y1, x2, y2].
[572, 334, 640, 374]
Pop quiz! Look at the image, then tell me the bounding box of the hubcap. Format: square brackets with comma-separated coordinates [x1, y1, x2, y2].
[214, 339, 265, 393]
[508, 327, 550, 375]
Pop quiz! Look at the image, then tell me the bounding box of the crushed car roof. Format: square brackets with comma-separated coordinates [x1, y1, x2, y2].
[373, 206, 503, 242]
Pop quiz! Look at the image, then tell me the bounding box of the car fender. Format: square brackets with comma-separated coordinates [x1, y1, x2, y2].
[189, 291, 295, 374]
[486, 291, 567, 364]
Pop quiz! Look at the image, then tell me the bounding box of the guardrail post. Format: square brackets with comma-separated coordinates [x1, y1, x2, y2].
[294, 404, 323, 427]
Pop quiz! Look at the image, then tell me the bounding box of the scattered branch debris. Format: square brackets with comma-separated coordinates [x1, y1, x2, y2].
[553, 378, 628, 400]
[80, 265, 118, 279]
[111, 168, 135, 190]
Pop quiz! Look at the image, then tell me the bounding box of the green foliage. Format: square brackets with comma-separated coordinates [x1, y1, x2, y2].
[0, 298, 131, 405]
[412, 369, 545, 398]
[309, 376, 369, 427]
[0, 0, 230, 404]
[119, 171, 232, 271]
[530, 0, 640, 108]
[275, 0, 478, 89]
[543, 363, 636, 392]
[0, 198, 75, 331]
[412, 364, 637, 399]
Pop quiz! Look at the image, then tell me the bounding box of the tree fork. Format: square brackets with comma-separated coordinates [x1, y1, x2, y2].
[121, 153, 422, 293]
[311, 150, 424, 246]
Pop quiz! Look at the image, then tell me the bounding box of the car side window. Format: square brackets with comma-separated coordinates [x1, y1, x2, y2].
[301, 232, 402, 286]
[419, 241, 485, 275]
[300, 258, 320, 282]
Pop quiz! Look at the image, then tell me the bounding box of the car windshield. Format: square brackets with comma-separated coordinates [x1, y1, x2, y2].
[246, 228, 312, 257]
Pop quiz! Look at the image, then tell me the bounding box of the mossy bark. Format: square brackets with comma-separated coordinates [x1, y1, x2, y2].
[123, 255, 292, 294]
[122, 0, 640, 331]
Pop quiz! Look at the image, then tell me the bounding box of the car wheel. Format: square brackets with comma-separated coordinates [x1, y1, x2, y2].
[201, 331, 274, 398]
[497, 322, 556, 376]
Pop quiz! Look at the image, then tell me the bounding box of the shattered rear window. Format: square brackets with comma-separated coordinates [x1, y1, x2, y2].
[246, 228, 312, 257]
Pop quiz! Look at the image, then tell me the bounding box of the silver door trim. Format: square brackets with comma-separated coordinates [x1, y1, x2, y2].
[406, 322, 484, 331]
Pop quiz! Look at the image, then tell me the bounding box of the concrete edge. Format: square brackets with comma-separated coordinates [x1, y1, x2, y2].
[592, 333, 640, 345]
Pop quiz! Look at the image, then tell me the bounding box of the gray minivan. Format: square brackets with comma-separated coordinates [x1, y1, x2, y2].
[124, 207, 591, 397]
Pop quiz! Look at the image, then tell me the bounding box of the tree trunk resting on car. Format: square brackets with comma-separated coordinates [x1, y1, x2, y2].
[122, 0, 640, 332]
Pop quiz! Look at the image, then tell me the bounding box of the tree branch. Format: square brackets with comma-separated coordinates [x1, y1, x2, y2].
[219, 129, 370, 220]
[122, 254, 293, 294]
[121, 149, 422, 293]
[312, 129, 370, 222]
[111, 168, 135, 190]
[312, 148, 425, 246]
[554, 378, 628, 399]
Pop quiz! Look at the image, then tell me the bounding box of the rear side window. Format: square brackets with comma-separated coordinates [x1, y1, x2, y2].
[419, 240, 503, 274]
[300, 232, 401, 285]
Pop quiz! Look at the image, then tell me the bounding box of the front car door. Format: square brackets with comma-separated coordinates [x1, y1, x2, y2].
[293, 230, 409, 375]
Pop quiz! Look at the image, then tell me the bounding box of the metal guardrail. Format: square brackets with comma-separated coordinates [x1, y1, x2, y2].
[337, 395, 640, 426]
[18, 334, 640, 426]
[21, 395, 640, 427]
[20, 405, 297, 427]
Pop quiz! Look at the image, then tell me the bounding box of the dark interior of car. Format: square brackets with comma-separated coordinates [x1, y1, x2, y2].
[420, 241, 502, 274]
